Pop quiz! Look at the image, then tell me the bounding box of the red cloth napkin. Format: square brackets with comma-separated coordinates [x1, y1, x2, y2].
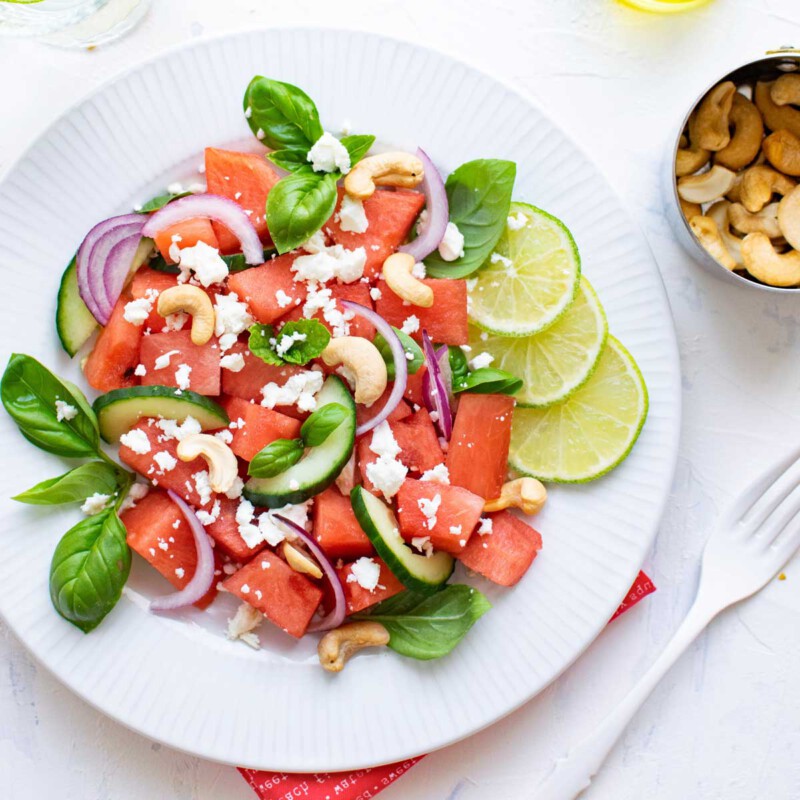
[239, 570, 655, 800]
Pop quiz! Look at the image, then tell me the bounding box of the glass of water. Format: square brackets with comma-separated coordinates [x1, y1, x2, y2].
[0, 0, 149, 47]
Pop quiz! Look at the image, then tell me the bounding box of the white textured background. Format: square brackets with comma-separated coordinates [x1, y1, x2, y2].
[2, 1, 800, 798]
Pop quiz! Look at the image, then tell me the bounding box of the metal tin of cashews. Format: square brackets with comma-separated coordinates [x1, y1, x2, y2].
[343, 152, 424, 200]
[157, 284, 215, 345]
[321, 337, 387, 406]
[176, 433, 239, 493]
[689, 216, 738, 272]
[742, 233, 800, 287]
[382, 252, 434, 308]
[677, 165, 737, 205]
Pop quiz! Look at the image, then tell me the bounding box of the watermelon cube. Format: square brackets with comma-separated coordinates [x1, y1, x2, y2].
[221, 396, 301, 462]
[356, 387, 411, 430]
[374, 278, 469, 345]
[121, 488, 218, 608]
[153, 217, 219, 264]
[336, 557, 404, 614]
[312, 486, 374, 560]
[446, 394, 515, 500]
[129, 268, 179, 331]
[396, 478, 484, 555]
[227, 254, 305, 324]
[222, 550, 324, 638]
[457, 510, 542, 586]
[390, 408, 444, 473]
[203, 495, 265, 562]
[139, 330, 221, 396]
[220, 342, 308, 404]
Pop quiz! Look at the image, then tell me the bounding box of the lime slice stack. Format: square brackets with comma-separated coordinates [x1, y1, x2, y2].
[466, 202, 648, 482]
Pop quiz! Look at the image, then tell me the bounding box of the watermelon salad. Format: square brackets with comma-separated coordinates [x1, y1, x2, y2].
[1, 76, 647, 671]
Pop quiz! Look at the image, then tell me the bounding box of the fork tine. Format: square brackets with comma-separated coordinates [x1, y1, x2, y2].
[735, 446, 800, 521]
[741, 450, 800, 529]
[769, 503, 800, 565]
[754, 481, 800, 547]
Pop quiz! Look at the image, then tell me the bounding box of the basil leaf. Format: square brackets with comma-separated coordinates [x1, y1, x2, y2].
[135, 190, 192, 214]
[448, 346, 470, 391]
[13, 462, 122, 505]
[425, 159, 516, 279]
[374, 327, 423, 379]
[1, 354, 99, 458]
[244, 76, 323, 151]
[456, 367, 523, 396]
[300, 402, 349, 447]
[268, 148, 310, 173]
[248, 324, 283, 366]
[278, 319, 331, 365]
[248, 438, 305, 478]
[354, 584, 491, 660]
[340, 134, 375, 167]
[266, 168, 339, 254]
[49, 509, 131, 633]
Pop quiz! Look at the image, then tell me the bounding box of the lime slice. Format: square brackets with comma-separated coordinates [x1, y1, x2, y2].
[467, 202, 580, 336]
[509, 336, 648, 482]
[468, 279, 607, 408]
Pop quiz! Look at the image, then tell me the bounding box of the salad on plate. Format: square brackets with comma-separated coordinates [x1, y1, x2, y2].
[1, 76, 648, 672]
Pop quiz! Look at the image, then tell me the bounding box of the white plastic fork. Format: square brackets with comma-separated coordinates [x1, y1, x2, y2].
[534, 447, 800, 800]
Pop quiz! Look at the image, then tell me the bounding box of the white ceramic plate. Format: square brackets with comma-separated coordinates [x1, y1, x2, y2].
[0, 28, 680, 772]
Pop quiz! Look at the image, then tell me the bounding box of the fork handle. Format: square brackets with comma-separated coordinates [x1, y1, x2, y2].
[531, 594, 720, 800]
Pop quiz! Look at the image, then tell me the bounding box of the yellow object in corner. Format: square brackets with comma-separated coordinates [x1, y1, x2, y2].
[619, 0, 713, 12]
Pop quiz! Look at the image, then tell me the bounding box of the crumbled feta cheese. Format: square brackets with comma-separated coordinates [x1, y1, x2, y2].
[449, 524, 462, 535]
[369, 287, 382, 301]
[292, 240, 366, 284]
[213, 292, 253, 348]
[338, 195, 369, 233]
[401, 315, 420, 335]
[193, 470, 213, 506]
[220, 352, 245, 372]
[369, 420, 401, 459]
[225, 476, 244, 500]
[347, 557, 381, 592]
[307, 131, 351, 174]
[412, 261, 426, 279]
[81, 492, 111, 516]
[420, 464, 450, 484]
[134, 364, 147, 377]
[227, 602, 263, 649]
[260, 370, 324, 412]
[507, 212, 528, 230]
[275, 330, 307, 357]
[365, 421, 407, 499]
[469, 352, 494, 371]
[257, 512, 286, 547]
[418, 493, 442, 530]
[196, 500, 221, 526]
[411, 536, 434, 557]
[438, 222, 465, 261]
[153, 451, 177, 473]
[289, 479, 300, 491]
[302, 282, 352, 337]
[275, 289, 293, 309]
[120, 428, 151, 455]
[123, 291, 156, 325]
[175, 567, 185, 579]
[490, 252, 514, 269]
[240, 583, 250, 594]
[155, 416, 201, 442]
[175, 363, 192, 390]
[215, 429, 234, 444]
[244, 106, 252, 119]
[162, 312, 188, 332]
[167, 182, 183, 194]
[256, 128, 265, 140]
[478, 517, 493, 535]
[176, 240, 229, 287]
[55, 399, 78, 422]
[480, 331, 489, 342]
[119, 481, 149, 513]
[154, 349, 180, 370]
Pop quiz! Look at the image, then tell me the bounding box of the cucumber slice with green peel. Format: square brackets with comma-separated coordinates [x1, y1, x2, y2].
[56, 257, 98, 357]
[350, 486, 454, 595]
[147, 247, 276, 275]
[244, 376, 355, 508]
[93, 385, 229, 442]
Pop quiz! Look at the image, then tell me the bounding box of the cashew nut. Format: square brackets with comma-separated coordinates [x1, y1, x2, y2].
[755, 82, 800, 139]
[715, 93, 764, 171]
[483, 477, 547, 516]
[382, 252, 434, 308]
[739, 165, 796, 213]
[677, 165, 736, 204]
[771, 74, 800, 107]
[318, 621, 390, 673]
[689, 81, 736, 151]
[689, 216, 738, 272]
[762, 129, 800, 176]
[343, 152, 424, 200]
[321, 337, 387, 406]
[176, 433, 239, 493]
[157, 284, 214, 345]
[706, 201, 744, 267]
[676, 120, 711, 177]
[728, 201, 782, 238]
[679, 198, 703, 220]
[778, 185, 800, 250]
[282, 541, 323, 580]
[741, 232, 800, 287]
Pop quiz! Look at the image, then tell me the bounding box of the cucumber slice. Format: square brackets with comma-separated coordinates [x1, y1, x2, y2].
[350, 486, 454, 595]
[147, 247, 276, 274]
[244, 376, 355, 508]
[56, 256, 98, 357]
[93, 385, 229, 442]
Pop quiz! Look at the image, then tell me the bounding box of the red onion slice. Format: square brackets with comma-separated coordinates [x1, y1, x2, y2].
[435, 344, 454, 404]
[273, 515, 346, 633]
[77, 214, 143, 323]
[399, 148, 448, 262]
[142, 194, 264, 265]
[340, 300, 408, 436]
[422, 330, 453, 440]
[149, 491, 216, 613]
